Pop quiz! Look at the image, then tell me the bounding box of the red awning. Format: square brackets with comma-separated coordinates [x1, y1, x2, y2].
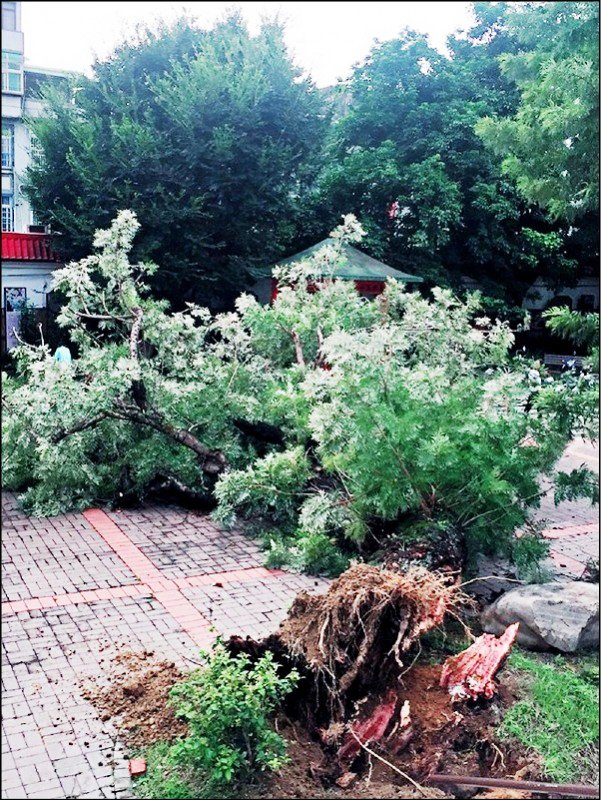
[1, 233, 59, 262]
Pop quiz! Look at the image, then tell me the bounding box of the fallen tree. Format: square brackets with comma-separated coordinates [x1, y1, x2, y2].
[3, 212, 598, 572]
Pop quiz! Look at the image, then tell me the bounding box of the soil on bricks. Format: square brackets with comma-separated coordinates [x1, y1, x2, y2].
[87, 652, 538, 799]
[81, 650, 187, 749]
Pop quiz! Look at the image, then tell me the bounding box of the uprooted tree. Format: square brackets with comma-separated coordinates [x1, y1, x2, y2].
[2, 211, 598, 572]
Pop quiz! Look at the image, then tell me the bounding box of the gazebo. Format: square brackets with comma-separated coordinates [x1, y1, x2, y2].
[268, 240, 422, 302]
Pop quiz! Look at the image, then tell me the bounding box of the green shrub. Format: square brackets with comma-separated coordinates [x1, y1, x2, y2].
[135, 644, 299, 799]
[169, 644, 298, 785]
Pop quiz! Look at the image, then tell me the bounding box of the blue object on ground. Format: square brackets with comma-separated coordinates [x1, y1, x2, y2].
[54, 346, 72, 364]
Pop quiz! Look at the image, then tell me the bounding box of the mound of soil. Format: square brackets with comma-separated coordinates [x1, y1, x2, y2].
[82, 650, 187, 749]
[392, 663, 538, 781]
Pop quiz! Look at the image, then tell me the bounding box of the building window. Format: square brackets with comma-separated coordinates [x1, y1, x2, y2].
[29, 129, 43, 163]
[577, 294, 596, 312]
[2, 50, 23, 93]
[4, 287, 26, 312]
[2, 2, 17, 31]
[2, 191, 14, 231]
[2, 122, 14, 167]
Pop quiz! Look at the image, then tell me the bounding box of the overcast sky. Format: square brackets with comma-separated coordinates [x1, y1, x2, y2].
[21, 1, 475, 86]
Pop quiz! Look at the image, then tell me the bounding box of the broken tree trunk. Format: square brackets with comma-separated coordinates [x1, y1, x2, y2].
[439, 622, 520, 702]
[335, 692, 414, 767]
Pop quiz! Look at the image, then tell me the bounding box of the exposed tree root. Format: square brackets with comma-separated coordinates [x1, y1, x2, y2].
[277, 564, 461, 720]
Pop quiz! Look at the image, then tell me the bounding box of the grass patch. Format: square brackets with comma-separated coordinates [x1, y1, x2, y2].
[134, 742, 194, 799]
[499, 651, 599, 783]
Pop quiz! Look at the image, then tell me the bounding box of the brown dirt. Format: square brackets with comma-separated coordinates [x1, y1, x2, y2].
[87, 648, 539, 799]
[81, 650, 187, 749]
[391, 663, 540, 782]
[242, 719, 447, 799]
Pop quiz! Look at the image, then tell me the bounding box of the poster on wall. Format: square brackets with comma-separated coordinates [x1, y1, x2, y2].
[4, 287, 27, 351]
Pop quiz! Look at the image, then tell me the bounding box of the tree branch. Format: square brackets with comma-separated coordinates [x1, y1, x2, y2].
[129, 306, 143, 360]
[291, 330, 306, 367]
[51, 413, 110, 444]
[112, 399, 226, 474]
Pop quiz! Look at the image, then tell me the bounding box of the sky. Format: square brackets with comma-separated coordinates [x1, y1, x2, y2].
[21, 1, 476, 87]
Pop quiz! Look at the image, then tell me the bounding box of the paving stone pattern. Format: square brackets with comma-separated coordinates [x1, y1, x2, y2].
[1, 495, 325, 799]
[1, 440, 598, 798]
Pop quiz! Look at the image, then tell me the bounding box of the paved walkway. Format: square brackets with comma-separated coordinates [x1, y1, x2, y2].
[1, 497, 328, 799]
[535, 439, 599, 578]
[1, 439, 598, 799]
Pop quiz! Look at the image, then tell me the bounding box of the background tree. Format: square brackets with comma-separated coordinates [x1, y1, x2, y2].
[477, 1, 599, 221]
[305, 3, 595, 307]
[25, 13, 327, 308]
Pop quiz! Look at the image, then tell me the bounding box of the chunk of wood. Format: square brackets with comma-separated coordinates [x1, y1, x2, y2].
[439, 622, 519, 701]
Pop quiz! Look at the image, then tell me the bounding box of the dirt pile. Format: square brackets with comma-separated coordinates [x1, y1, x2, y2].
[82, 650, 187, 749]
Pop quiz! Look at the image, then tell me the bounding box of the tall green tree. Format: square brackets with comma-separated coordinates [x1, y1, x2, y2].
[308, 3, 593, 305]
[477, 1, 599, 221]
[25, 14, 327, 307]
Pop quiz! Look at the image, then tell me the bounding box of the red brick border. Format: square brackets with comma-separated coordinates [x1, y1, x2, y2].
[541, 522, 599, 539]
[1, 508, 287, 647]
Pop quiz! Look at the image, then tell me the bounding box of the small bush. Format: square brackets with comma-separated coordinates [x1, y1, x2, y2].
[135, 644, 299, 798]
[169, 644, 298, 784]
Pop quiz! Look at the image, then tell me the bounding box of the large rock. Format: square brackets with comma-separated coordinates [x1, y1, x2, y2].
[482, 581, 599, 652]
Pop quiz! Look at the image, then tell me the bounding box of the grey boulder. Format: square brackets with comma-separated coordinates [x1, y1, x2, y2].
[482, 581, 599, 652]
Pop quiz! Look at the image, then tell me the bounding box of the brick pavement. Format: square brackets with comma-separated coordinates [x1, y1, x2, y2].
[1, 495, 327, 799]
[534, 439, 599, 579]
[1, 439, 598, 798]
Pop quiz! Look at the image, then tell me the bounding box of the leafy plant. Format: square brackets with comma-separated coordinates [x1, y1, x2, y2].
[510, 528, 550, 583]
[500, 651, 600, 783]
[135, 742, 194, 799]
[3, 211, 597, 575]
[169, 644, 298, 784]
[543, 306, 600, 372]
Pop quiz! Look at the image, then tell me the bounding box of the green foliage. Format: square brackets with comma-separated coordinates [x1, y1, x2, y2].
[554, 467, 600, 506]
[307, 4, 594, 303]
[263, 529, 350, 578]
[24, 14, 326, 307]
[3, 212, 597, 576]
[477, 2, 599, 220]
[134, 645, 297, 798]
[510, 528, 550, 583]
[544, 306, 600, 371]
[213, 447, 312, 528]
[169, 644, 298, 784]
[135, 742, 194, 799]
[500, 651, 600, 783]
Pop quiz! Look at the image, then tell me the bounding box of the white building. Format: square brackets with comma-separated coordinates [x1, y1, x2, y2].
[522, 276, 600, 315]
[2, 1, 70, 350]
